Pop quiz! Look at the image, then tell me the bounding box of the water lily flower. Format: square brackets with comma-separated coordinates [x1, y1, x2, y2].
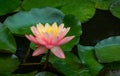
[25, 22, 74, 59]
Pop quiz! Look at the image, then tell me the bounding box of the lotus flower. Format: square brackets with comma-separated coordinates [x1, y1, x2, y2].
[25, 22, 74, 59]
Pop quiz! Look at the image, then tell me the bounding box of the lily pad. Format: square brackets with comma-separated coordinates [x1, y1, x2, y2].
[0, 0, 20, 16]
[61, 15, 82, 51]
[78, 45, 103, 76]
[4, 7, 64, 35]
[91, 0, 116, 10]
[22, 0, 65, 11]
[110, 0, 120, 19]
[0, 23, 16, 53]
[49, 52, 91, 76]
[61, 0, 95, 22]
[95, 36, 120, 63]
[22, 0, 95, 23]
[0, 54, 19, 76]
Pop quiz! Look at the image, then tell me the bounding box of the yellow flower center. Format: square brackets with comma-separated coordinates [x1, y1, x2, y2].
[46, 26, 58, 36]
[37, 23, 59, 36]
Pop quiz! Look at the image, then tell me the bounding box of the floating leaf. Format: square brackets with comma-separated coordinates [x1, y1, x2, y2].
[4, 7, 64, 35]
[110, 0, 120, 19]
[0, 0, 20, 16]
[91, 0, 116, 10]
[0, 23, 16, 53]
[0, 54, 19, 76]
[61, 15, 82, 51]
[61, 0, 95, 22]
[78, 45, 103, 76]
[95, 36, 120, 63]
[49, 52, 91, 76]
[22, 0, 95, 23]
[22, 0, 65, 11]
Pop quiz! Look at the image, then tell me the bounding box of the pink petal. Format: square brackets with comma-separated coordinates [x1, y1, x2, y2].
[58, 27, 70, 40]
[32, 46, 48, 56]
[45, 44, 54, 49]
[36, 37, 47, 45]
[57, 36, 75, 45]
[25, 35, 38, 44]
[51, 46, 65, 59]
[31, 26, 43, 39]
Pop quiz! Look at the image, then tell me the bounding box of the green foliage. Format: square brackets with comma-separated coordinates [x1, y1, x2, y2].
[61, 0, 96, 23]
[95, 36, 120, 63]
[0, 23, 16, 53]
[78, 45, 103, 76]
[0, 54, 19, 76]
[49, 52, 91, 76]
[110, 0, 120, 19]
[91, 0, 116, 10]
[0, 0, 120, 76]
[61, 15, 82, 51]
[4, 7, 64, 35]
[0, 0, 20, 16]
[22, 0, 64, 10]
[22, 0, 95, 23]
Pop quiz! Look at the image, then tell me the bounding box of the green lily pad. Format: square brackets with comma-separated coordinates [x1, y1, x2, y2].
[0, 23, 16, 53]
[0, 54, 19, 76]
[110, 0, 120, 19]
[77, 45, 103, 76]
[91, 0, 116, 10]
[0, 0, 20, 16]
[95, 36, 120, 63]
[22, 0, 65, 11]
[22, 0, 95, 23]
[4, 7, 64, 35]
[61, 15, 82, 51]
[61, 0, 95, 23]
[49, 52, 91, 76]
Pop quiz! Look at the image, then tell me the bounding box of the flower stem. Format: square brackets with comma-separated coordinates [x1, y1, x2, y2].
[43, 50, 50, 70]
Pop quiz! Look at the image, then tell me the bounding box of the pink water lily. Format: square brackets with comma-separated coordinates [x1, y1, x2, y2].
[25, 22, 74, 59]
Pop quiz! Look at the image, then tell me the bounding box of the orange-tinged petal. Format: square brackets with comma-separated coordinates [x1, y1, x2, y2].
[57, 36, 75, 45]
[32, 46, 48, 56]
[51, 46, 65, 59]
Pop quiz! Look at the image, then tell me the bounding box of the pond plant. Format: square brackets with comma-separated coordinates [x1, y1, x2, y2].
[0, 0, 120, 76]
